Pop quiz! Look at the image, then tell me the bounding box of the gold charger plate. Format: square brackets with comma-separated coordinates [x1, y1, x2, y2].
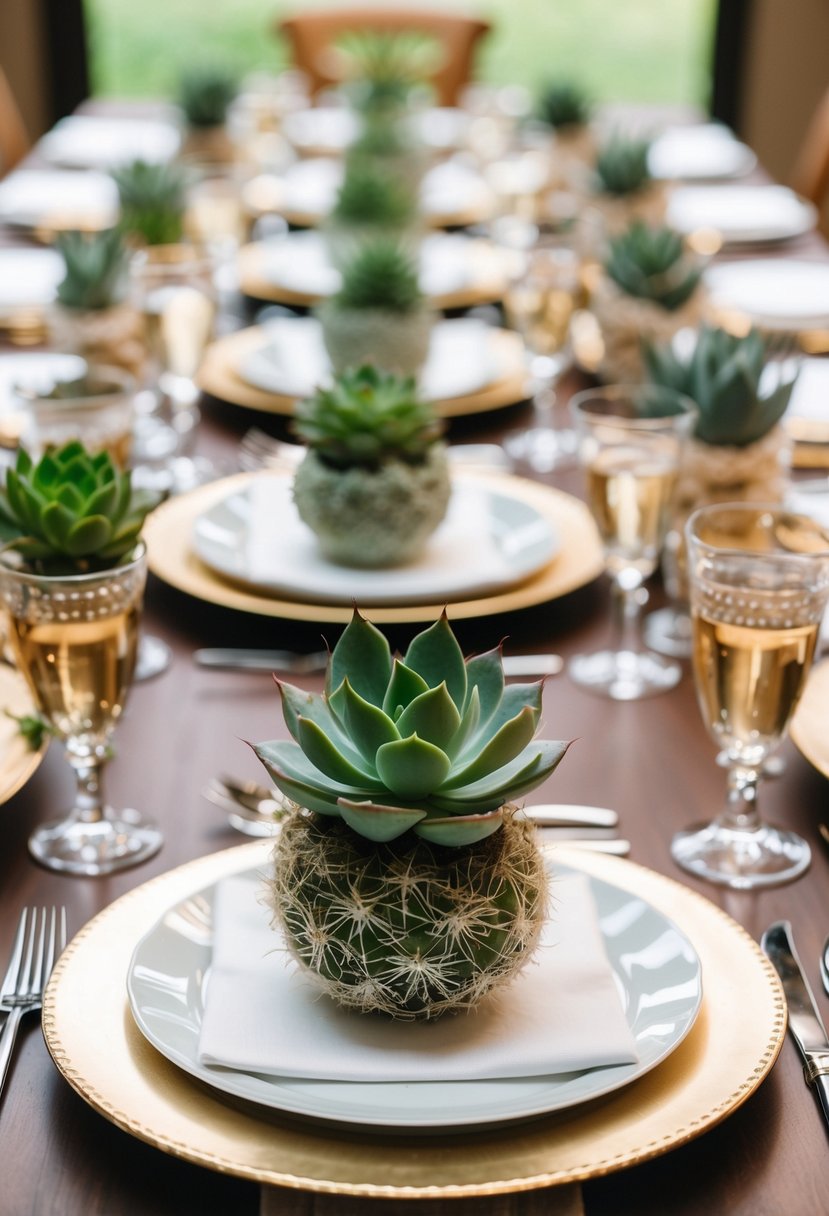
[143, 470, 605, 624]
[43, 840, 785, 1197]
[197, 325, 528, 420]
[790, 657, 829, 778]
[237, 238, 509, 311]
[0, 663, 48, 803]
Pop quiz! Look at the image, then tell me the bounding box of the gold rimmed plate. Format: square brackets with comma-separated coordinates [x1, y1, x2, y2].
[43, 841, 785, 1196]
[791, 658, 829, 779]
[144, 470, 605, 624]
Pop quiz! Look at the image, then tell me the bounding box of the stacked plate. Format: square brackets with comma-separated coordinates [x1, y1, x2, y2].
[37, 114, 181, 169]
[0, 169, 119, 234]
[282, 105, 472, 157]
[667, 185, 816, 246]
[648, 122, 757, 180]
[705, 259, 829, 331]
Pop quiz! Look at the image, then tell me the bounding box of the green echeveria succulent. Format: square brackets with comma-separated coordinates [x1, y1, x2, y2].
[604, 221, 702, 312]
[333, 239, 422, 314]
[594, 133, 653, 197]
[255, 610, 569, 848]
[179, 65, 238, 128]
[643, 325, 799, 447]
[55, 229, 128, 312]
[113, 159, 187, 246]
[0, 443, 160, 573]
[331, 160, 418, 229]
[293, 364, 443, 469]
[537, 80, 593, 130]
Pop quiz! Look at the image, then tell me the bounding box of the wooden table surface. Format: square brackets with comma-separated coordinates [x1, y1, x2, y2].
[0, 108, 828, 1216]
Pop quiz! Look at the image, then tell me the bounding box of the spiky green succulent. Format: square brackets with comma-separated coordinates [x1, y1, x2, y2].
[293, 365, 442, 469]
[351, 112, 409, 160]
[55, 229, 128, 312]
[255, 610, 569, 848]
[337, 30, 438, 114]
[178, 65, 238, 128]
[113, 159, 187, 246]
[333, 239, 422, 313]
[643, 325, 798, 447]
[331, 159, 418, 229]
[604, 222, 702, 312]
[537, 81, 592, 130]
[594, 133, 652, 197]
[0, 443, 160, 574]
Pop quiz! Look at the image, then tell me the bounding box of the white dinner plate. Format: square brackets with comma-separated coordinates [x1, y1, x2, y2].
[705, 259, 829, 329]
[239, 315, 509, 401]
[127, 858, 702, 1131]
[191, 472, 559, 606]
[0, 248, 64, 313]
[0, 170, 119, 231]
[37, 114, 181, 169]
[648, 123, 757, 180]
[253, 229, 507, 299]
[283, 105, 472, 155]
[667, 185, 817, 245]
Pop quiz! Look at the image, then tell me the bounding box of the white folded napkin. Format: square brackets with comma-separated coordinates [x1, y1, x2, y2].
[197, 869, 639, 1083]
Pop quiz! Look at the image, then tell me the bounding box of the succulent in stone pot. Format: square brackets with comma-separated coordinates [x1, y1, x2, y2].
[113, 159, 187, 247]
[316, 238, 434, 376]
[292, 364, 450, 567]
[536, 80, 596, 188]
[537, 80, 593, 133]
[255, 609, 570, 1020]
[323, 158, 420, 267]
[178, 64, 239, 165]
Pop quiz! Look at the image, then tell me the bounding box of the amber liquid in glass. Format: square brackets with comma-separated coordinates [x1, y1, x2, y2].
[7, 609, 139, 745]
[143, 286, 214, 378]
[693, 614, 819, 758]
[503, 284, 575, 358]
[587, 446, 677, 576]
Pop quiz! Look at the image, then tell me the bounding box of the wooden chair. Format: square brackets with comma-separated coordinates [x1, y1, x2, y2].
[276, 7, 491, 107]
[791, 84, 829, 214]
[0, 68, 30, 176]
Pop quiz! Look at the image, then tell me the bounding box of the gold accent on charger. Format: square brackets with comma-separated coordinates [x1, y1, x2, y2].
[790, 658, 829, 779]
[42, 841, 786, 1198]
[0, 663, 48, 805]
[237, 238, 510, 312]
[196, 325, 528, 420]
[143, 470, 605, 624]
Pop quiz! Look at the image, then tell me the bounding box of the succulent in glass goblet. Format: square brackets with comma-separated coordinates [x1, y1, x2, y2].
[0, 443, 162, 875]
[255, 610, 569, 1020]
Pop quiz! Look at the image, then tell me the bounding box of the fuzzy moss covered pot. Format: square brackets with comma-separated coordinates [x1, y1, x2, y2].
[317, 299, 434, 376]
[293, 444, 450, 566]
[255, 610, 569, 1020]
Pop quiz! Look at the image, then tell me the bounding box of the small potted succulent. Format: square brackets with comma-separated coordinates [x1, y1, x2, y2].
[316, 239, 434, 376]
[0, 443, 162, 874]
[323, 158, 420, 267]
[255, 608, 570, 1019]
[591, 221, 704, 381]
[113, 159, 187, 248]
[292, 364, 450, 567]
[536, 80, 595, 186]
[49, 229, 144, 378]
[347, 109, 430, 192]
[178, 64, 239, 165]
[586, 134, 666, 237]
[336, 29, 437, 119]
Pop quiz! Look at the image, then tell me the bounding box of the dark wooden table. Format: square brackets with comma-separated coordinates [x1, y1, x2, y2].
[0, 114, 828, 1216]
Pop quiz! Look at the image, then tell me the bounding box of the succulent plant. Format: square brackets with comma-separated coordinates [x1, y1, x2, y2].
[604, 222, 702, 312]
[113, 159, 187, 246]
[293, 364, 442, 469]
[55, 229, 128, 312]
[333, 239, 422, 313]
[594, 133, 652, 197]
[336, 29, 437, 114]
[351, 112, 409, 159]
[537, 81, 592, 131]
[331, 159, 418, 230]
[643, 325, 798, 447]
[257, 610, 568, 1018]
[179, 65, 238, 129]
[0, 443, 160, 574]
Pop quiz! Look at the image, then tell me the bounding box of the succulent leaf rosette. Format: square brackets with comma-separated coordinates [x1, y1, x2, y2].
[256, 610, 569, 1019]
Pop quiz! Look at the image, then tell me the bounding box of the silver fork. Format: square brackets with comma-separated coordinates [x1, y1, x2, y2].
[238, 429, 302, 473]
[0, 907, 67, 1099]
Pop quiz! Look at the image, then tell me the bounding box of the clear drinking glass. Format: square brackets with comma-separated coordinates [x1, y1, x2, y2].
[13, 364, 136, 468]
[672, 504, 829, 888]
[501, 236, 581, 471]
[570, 385, 697, 699]
[0, 546, 162, 875]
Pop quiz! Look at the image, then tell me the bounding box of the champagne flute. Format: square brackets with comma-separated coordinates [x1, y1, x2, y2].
[570, 385, 697, 699]
[0, 546, 162, 875]
[672, 503, 829, 888]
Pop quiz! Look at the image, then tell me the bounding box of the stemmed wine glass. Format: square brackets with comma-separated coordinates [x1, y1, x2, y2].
[672, 503, 829, 888]
[569, 385, 697, 699]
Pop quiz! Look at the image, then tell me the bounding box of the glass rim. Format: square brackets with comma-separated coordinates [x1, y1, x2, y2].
[13, 362, 136, 407]
[0, 541, 147, 587]
[685, 502, 829, 562]
[130, 241, 215, 275]
[569, 384, 698, 429]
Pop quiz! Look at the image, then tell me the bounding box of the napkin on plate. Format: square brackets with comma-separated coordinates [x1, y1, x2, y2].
[197, 869, 639, 1083]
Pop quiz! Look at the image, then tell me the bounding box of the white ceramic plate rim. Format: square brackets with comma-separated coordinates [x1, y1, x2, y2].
[127, 858, 703, 1132]
[705, 259, 829, 328]
[667, 185, 817, 244]
[191, 476, 560, 606]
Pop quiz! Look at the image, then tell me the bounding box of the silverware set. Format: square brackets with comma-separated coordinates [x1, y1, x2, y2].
[203, 774, 630, 854]
[0, 906, 67, 1101]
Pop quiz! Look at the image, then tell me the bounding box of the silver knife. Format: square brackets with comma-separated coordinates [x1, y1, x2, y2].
[194, 648, 564, 677]
[761, 920, 829, 1131]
